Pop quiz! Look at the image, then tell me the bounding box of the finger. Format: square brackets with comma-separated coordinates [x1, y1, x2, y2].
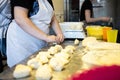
[60, 35, 64, 42]
[58, 35, 63, 43]
[55, 36, 60, 44]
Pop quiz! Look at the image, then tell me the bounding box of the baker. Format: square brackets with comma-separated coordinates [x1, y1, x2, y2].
[80, 0, 110, 26]
[6, 0, 64, 67]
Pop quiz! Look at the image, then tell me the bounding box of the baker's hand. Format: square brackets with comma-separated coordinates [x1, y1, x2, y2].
[101, 17, 110, 22]
[56, 34, 64, 44]
[45, 35, 56, 43]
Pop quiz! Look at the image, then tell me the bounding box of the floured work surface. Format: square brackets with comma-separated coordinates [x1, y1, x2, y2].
[1, 38, 120, 80]
[0, 41, 85, 80]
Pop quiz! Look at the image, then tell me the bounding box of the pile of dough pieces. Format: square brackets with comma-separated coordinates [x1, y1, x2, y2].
[81, 37, 120, 67]
[13, 44, 76, 80]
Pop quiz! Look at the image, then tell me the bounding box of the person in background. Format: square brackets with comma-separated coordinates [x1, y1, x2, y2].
[80, 0, 110, 26]
[6, 0, 64, 68]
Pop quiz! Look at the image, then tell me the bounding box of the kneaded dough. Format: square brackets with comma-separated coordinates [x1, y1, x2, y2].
[36, 52, 50, 64]
[82, 37, 98, 47]
[48, 46, 58, 54]
[35, 65, 52, 80]
[49, 57, 64, 71]
[54, 52, 70, 59]
[74, 39, 80, 45]
[86, 42, 120, 50]
[13, 64, 32, 78]
[27, 58, 42, 69]
[54, 45, 63, 52]
[82, 50, 120, 66]
[61, 45, 75, 54]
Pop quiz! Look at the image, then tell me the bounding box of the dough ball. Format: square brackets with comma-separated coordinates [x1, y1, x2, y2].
[62, 45, 75, 54]
[74, 39, 80, 45]
[36, 52, 50, 64]
[49, 57, 64, 71]
[37, 51, 52, 59]
[58, 57, 69, 65]
[54, 52, 70, 60]
[82, 37, 98, 47]
[61, 48, 74, 54]
[49, 53, 69, 71]
[37, 55, 49, 64]
[54, 45, 63, 52]
[27, 58, 42, 69]
[48, 46, 58, 54]
[13, 64, 32, 78]
[35, 65, 52, 80]
[65, 45, 76, 51]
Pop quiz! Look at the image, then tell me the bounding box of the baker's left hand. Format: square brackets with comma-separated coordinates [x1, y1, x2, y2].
[56, 34, 64, 44]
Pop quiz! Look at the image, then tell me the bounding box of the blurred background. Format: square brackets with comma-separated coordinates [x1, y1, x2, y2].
[53, 0, 120, 30]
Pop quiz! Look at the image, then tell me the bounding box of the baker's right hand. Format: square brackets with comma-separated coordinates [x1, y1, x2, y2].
[101, 17, 110, 22]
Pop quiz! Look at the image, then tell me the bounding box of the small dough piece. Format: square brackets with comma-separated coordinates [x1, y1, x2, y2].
[54, 45, 63, 52]
[61, 49, 74, 54]
[49, 54, 69, 71]
[48, 46, 58, 54]
[61, 45, 75, 54]
[82, 37, 98, 47]
[65, 45, 76, 51]
[27, 58, 42, 69]
[54, 52, 70, 60]
[74, 39, 80, 45]
[49, 57, 64, 71]
[37, 52, 52, 59]
[13, 64, 32, 78]
[36, 52, 51, 64]
[35, 65, 52, 80]
[36, 55, 49, 64]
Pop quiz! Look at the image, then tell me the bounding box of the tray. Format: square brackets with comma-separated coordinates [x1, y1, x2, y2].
[59, 22, 86, 39]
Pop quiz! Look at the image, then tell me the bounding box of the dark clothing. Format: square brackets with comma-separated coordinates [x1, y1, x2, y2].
[11, 0, 54, 19]
[80, 0, 93, 21]
[47, 0, 54, 9]
[0, 53, 3, 73]
[117, 30, 120, 43]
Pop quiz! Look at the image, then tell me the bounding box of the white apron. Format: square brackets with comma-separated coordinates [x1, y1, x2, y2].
[7, 0, 54, 67]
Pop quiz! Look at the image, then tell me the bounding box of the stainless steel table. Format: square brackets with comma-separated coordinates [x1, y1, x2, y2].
[0, 40, 85, 80]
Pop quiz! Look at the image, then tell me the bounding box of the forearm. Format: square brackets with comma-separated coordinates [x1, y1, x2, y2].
[14, 6, 48, 41]
[85, 10, 109, 23]
[86, 17, 102, 23]
[86, 17, 110, 23]
[15, 17, 48, 41]
[50, 14, 63, 35]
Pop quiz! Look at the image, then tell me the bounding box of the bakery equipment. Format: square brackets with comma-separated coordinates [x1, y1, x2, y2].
[59, 22, 86, 39]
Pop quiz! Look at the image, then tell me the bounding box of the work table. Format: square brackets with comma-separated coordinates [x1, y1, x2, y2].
[0, 40, 85, 80]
